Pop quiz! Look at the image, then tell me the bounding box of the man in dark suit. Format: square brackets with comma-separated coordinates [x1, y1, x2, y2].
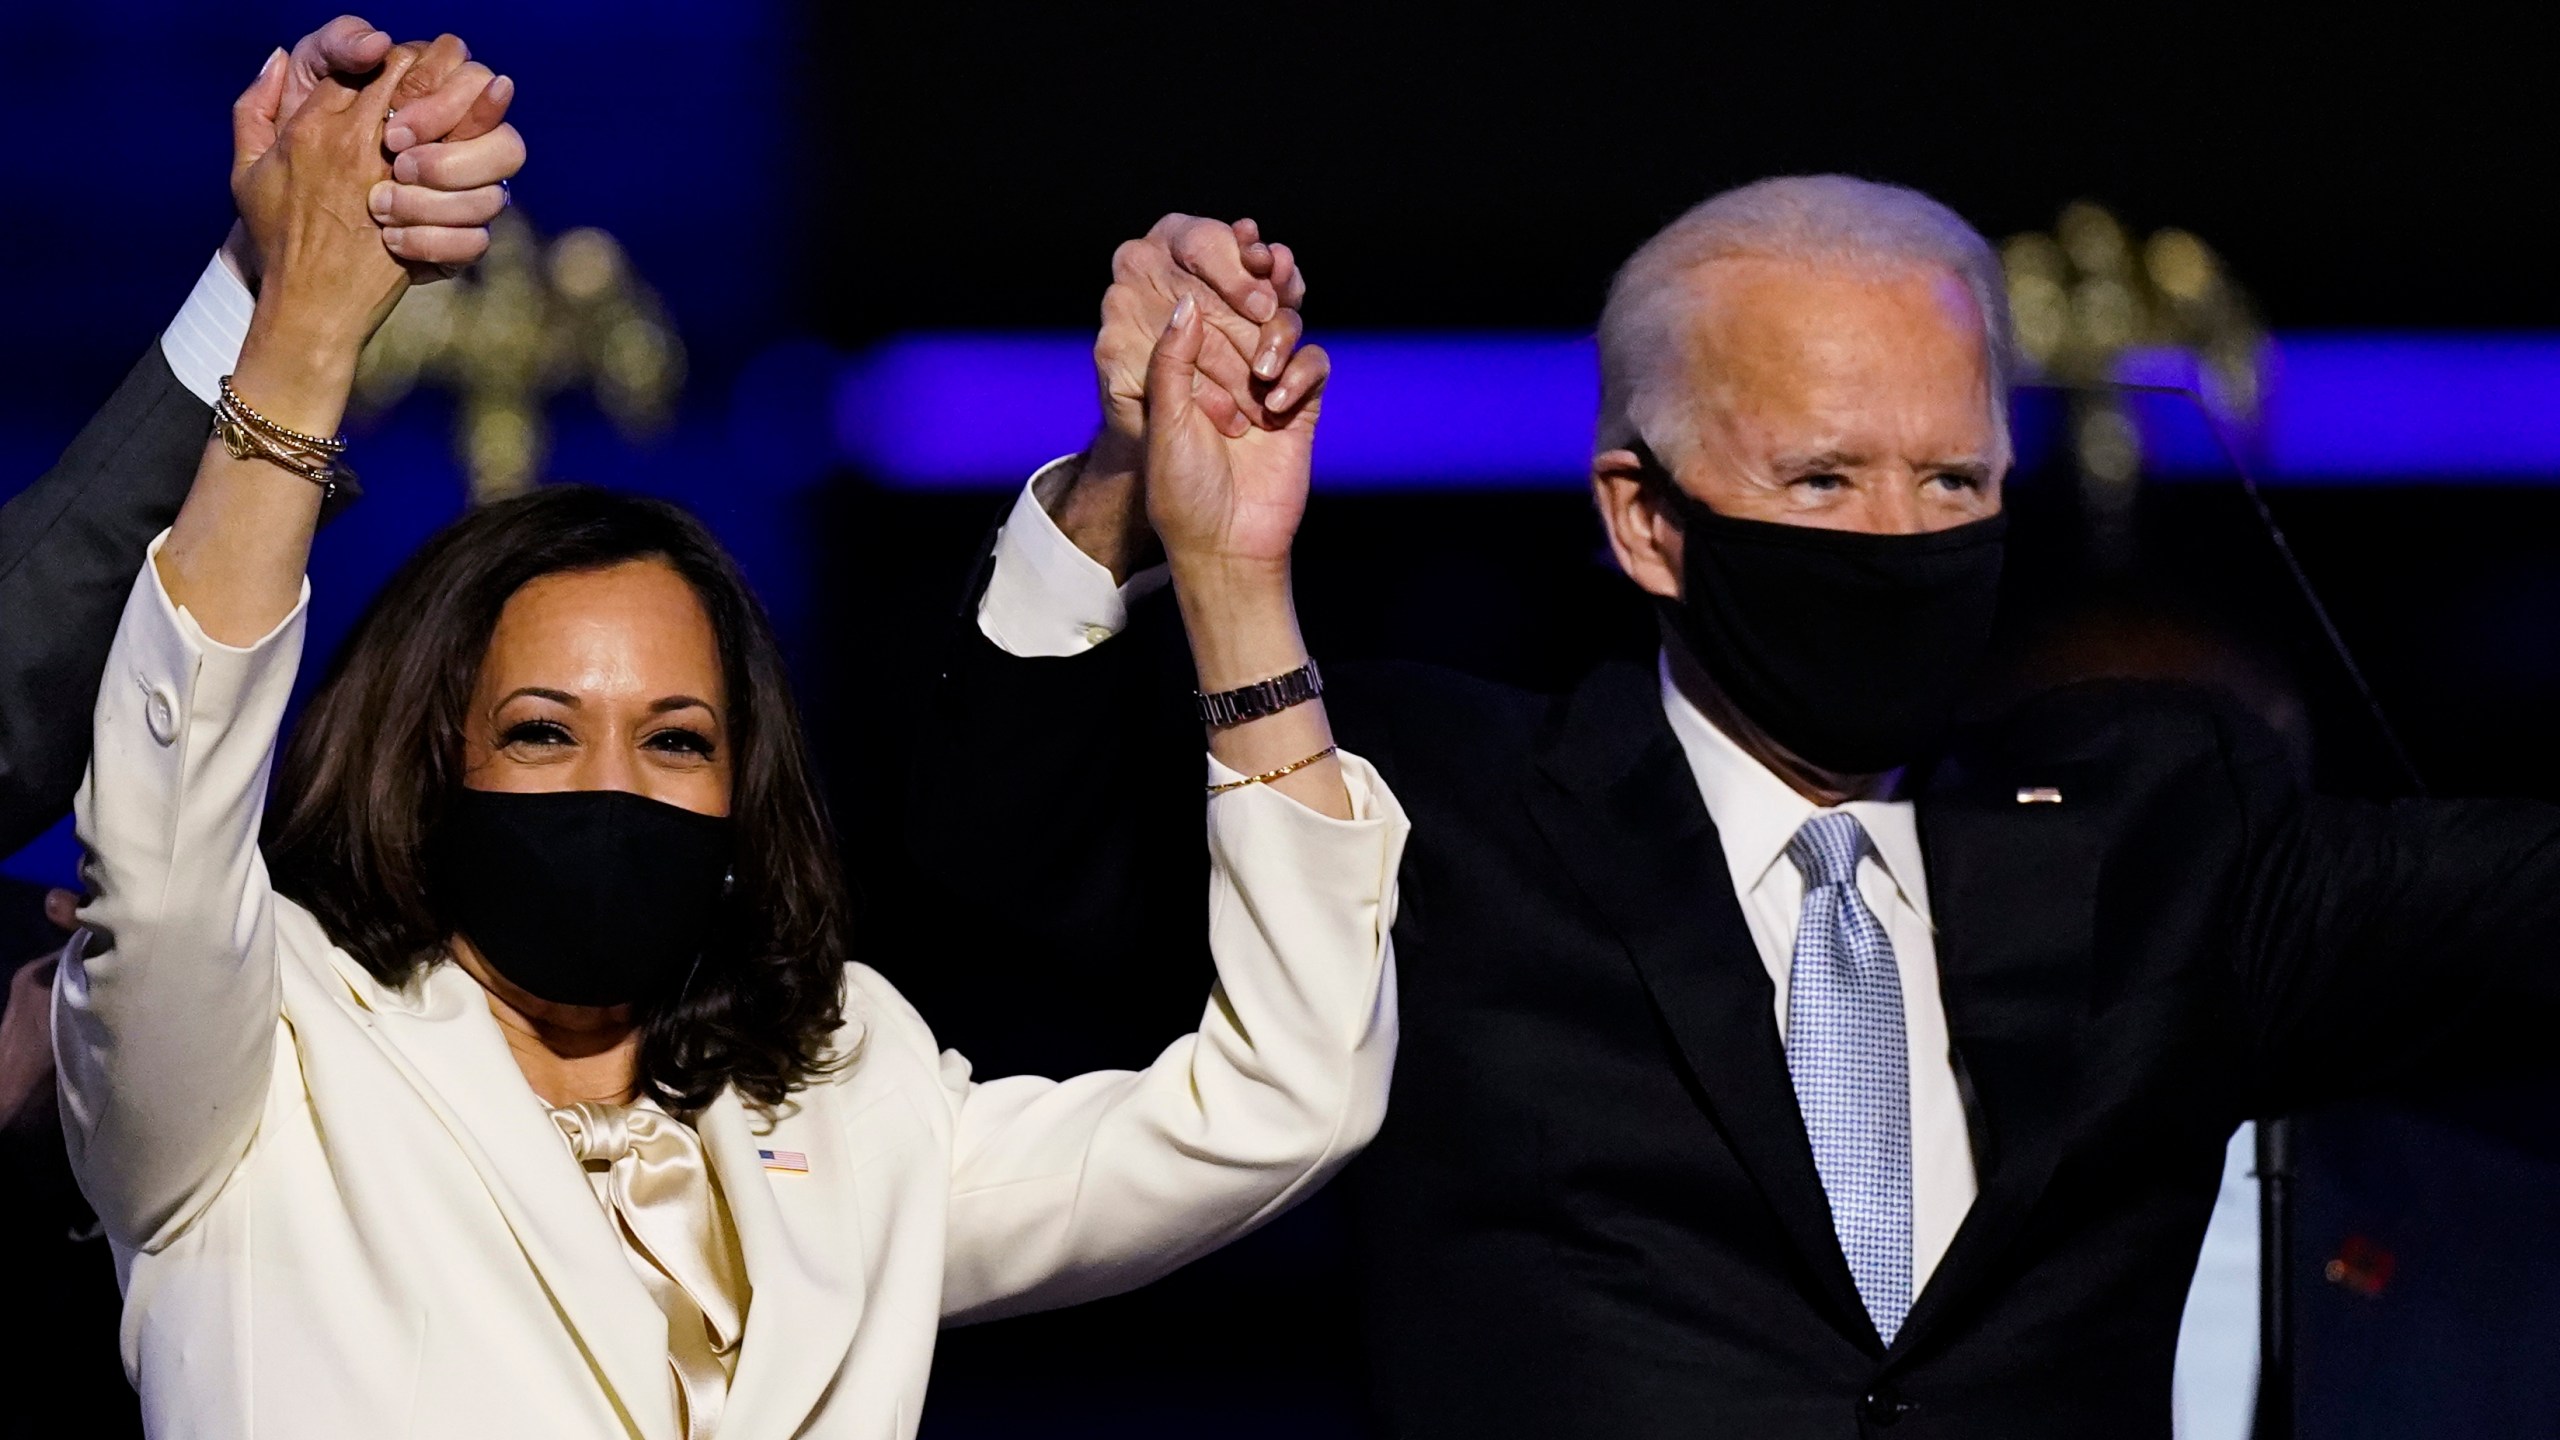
[0, 21, 524, 1430]
[912, 177, 2560, 1437]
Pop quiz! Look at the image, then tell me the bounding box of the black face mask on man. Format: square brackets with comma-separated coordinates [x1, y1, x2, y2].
[1637, 441, 2008, 775]
[428, 787, 735, 1009]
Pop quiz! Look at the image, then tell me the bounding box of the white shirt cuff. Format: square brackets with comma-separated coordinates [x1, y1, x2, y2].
[159, 251, 256, 408]
[975, 456, 1171, 658]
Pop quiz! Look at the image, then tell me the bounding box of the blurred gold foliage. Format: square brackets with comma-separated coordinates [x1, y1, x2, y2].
[355, 211, 685, 503]
[2002, 203, 2265, 561]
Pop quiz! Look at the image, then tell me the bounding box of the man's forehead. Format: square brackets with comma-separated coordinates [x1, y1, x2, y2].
[1677, 254, 1985, 353]
[1668, 258, 1991, 405]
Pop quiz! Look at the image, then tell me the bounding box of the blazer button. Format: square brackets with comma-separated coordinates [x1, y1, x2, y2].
[145, 688, 180, 746]
[1860, 1388, 1915, 1426]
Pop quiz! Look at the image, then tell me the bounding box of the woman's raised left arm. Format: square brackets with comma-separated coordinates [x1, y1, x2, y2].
[935, 294, 1409, 1320]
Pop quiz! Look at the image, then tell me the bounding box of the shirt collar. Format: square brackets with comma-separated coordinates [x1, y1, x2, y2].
[1654, 651, 1934, 926]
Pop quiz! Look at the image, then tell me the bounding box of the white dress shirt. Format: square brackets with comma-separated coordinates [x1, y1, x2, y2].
[977, 464, 1978, 1288]
[1653, 655, 1976, 1288]
[160, 250, 257, 407]
[977, 457, 1171, 656]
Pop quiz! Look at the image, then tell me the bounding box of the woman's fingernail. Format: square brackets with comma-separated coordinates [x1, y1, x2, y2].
[381, 227, 407, 253]
[1256, 344, 1283, 380]
[1170, 295, 1195, 328]
[260, 47, 286, 77]
[1267, 387, 1291, 410]
[385, 123, 415, 151]
[368, 182, 395, 220]
[393, 152, 420, 184]
[1247, 290, 1276, 323]
[488, 74, 515, 104]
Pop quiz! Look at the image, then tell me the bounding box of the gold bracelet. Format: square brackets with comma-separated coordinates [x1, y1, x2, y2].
[218, 376, 348, 454]
[214, 375, 355, 501]
[1206, 744, 1340, 795]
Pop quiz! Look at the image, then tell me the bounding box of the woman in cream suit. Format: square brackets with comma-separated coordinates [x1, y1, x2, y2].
[61, 44, 1401, 1440]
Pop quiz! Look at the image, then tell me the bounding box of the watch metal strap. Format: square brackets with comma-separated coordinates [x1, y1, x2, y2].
[1195, 659, 1324, 728]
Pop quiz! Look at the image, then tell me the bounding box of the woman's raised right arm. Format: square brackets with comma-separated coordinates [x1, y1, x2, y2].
[157, 45, 420, 639]
[57, 50, 420, 1252]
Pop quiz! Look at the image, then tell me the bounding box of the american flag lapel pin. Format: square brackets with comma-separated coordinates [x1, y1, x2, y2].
[758, 1147, 810, 1174]
[2015, 786, 2064, 805]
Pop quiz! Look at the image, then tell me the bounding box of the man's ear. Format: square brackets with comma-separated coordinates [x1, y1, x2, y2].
[1592, 448, 1683, 601]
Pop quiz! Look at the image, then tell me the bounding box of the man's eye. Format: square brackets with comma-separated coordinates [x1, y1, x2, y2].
[1796, 473, 1850, 492]
[500, 720, 572, 747]
[1933, 471, 1984, 492]
[646, 728, 715, 758]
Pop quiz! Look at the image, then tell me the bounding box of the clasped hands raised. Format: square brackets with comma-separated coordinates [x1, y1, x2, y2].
[1077, 216, 1331, 592]
[224, 15, 526, 342]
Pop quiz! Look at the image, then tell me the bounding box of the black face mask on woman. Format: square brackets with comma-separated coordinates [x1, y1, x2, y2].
[1638, 441, 2008, 775]
[428, 787, 735, 1009]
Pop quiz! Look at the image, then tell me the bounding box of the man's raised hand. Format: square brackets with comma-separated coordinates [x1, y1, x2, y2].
[373, 33, 523, 273]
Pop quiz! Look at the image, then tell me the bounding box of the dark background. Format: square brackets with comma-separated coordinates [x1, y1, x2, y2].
[9, 2, 2560, 1435]
[819, 2, 2560, 338]
[15, 3, 2560, 387]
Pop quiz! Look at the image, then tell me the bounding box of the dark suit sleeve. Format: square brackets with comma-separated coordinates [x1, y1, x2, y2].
[0, 344, 211, 857]
[2221, 704, 2560, 1109]
[897, 533, 1215, 1073]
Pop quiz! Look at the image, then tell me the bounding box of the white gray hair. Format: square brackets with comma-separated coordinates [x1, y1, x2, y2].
[1594, 174, 2017, 465]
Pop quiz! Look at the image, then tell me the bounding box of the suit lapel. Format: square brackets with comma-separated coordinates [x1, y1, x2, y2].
[700, 1081, 866, 1440]
[359, 963, 675, 1437]
[1892, 755, 2101, 1354]
[1525, 664, 1877, 1347]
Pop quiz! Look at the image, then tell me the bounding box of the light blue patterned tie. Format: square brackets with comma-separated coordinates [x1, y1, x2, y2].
[1784, 811, 1913, 1343]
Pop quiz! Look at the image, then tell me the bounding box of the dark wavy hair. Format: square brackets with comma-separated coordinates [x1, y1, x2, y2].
[264, 486, 850, 1112]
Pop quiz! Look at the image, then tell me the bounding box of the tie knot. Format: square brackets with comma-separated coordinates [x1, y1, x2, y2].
[1787, 811, 1871, 890]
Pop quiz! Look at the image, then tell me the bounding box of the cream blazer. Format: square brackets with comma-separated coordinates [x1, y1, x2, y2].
[59, 547, 1407, 1440]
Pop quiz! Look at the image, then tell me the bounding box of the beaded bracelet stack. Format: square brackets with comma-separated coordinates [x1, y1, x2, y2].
[214, 375, 357, 503]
